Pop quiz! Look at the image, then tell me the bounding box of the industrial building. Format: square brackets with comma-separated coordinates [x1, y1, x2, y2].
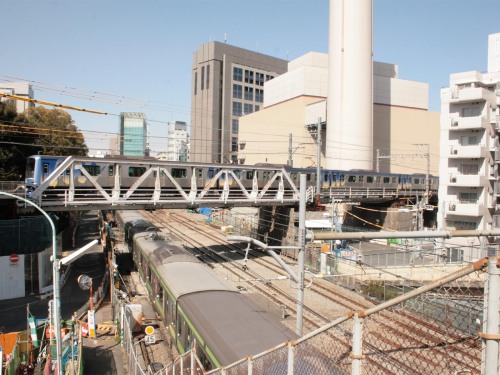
[237, 51, 439, 175]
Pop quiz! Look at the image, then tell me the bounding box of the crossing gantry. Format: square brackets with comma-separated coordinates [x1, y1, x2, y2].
[26, 157, 300, 211]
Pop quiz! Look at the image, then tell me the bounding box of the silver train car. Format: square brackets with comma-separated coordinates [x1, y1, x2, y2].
[25, 155, 438, 197]
[115, 211, 347, 372]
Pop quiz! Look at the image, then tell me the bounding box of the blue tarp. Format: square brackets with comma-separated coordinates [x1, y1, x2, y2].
[198, 208, 212, 216]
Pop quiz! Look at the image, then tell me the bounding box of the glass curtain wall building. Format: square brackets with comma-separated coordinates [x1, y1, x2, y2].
[120, 112, 150, 157]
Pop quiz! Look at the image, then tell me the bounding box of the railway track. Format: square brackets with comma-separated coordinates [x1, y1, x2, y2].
[139, 209, 482, 374]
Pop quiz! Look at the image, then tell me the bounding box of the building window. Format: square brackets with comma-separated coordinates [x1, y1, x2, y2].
[256, 72, 265, 86]
[266, 74, 274, 81]
[245, 70, 254, 84]
[206, 65, 210, 90]
[231, 155, 238, 164]
[201, 66, 205, 91]
[232, 102, 242, 116]
[233, 84, 242, 99]
[255, 105, 260, 112]
[232, 119, 239, 134]
[244, 87, 253, 101]
[244, 103, 253, 114]
[459, 192, 478, 203]
[194, 72, 197, 95]
[459, 164, 479, 175]
[233, 67, 243, 82]
[460, 135, 479, 146]
[255, 89, 264, 103]
[231, 137, 238, 152]
[462, 106, 481, 117]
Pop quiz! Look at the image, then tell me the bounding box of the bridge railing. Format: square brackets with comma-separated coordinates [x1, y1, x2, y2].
[27, 157, 300, 211]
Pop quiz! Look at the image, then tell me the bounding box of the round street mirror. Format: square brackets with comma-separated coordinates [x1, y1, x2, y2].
[78, 274, 92, 290]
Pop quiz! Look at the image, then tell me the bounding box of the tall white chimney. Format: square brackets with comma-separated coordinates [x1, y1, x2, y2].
[326, 0, 373, 170]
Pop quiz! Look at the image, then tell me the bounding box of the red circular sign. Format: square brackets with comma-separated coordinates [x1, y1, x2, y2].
[10, 254, 19, 263]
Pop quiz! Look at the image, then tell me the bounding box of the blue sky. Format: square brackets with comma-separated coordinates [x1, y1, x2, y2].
[2, 0, 499, 154]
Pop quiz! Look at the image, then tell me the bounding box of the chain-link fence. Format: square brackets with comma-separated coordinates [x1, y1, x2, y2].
[156, 257, 498, 375]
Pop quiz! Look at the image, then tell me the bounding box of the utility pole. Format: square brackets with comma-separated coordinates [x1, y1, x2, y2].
[288, 133, 293, 167]
[316, 118, 322, 199]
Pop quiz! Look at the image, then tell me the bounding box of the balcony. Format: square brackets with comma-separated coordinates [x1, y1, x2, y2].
[449, 144, 488, 159]
[450, 87, 496, 104]
[448, 174, 488, 187]
[448, 116, 489, 131]
[447, 201, 487, 217]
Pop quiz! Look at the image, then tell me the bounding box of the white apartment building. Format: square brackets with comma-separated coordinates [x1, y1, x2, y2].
[0, 81, 34, 113]
[438, 33, 500, 261]
[166, 121, 189, 161]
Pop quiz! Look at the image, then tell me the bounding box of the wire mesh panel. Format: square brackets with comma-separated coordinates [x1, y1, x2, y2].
[222, 358, 249, 375]
[251, 344, 289, 375]
[361, 272, 483, 374]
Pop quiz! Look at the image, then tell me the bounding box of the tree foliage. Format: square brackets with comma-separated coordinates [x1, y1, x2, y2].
[0, 103, 88, 181]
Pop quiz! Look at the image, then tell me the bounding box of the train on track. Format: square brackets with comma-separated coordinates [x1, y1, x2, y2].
[116, 210, 344, 373]
[25, 154, 438, 196]
[116, 210, 346, 372]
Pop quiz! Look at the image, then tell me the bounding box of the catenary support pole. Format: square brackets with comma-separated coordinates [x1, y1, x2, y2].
[296, 174, 306, 336]
[351, 313, 364, 375]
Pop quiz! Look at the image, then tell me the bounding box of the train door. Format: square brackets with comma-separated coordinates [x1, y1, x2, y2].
[205, 167, 220, 188]
[322, 171, 331, 189]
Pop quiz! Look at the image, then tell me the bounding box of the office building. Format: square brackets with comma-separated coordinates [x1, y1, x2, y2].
[167, 121, 189, 161]
[191, 41, 288, 163]
[0, 81, 34, 113]
[119, 112, 150, 157]
[438, 33, 500, 261]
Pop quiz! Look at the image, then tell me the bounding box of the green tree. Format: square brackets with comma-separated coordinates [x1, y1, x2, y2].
[0, 104, 88, 181]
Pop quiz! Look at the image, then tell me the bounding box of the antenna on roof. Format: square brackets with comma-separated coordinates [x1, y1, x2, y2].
[224, 32, 227, 43]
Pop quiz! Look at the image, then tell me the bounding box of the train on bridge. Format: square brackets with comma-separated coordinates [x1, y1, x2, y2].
[25, 155, 438, 200]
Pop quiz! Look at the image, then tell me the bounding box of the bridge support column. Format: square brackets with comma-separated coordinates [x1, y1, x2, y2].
[257, 206, 293, 247]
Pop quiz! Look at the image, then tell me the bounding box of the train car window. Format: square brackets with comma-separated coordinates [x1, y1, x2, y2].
[348, 175, 356, 183]
[246, 171, 254, 179]
[306, 173, 312, 181]
[207, 169, 215, 179]
[129, 166, 146, 177]
[196, 169, 203, 179]
[358, 176, 364, 183]
[323, 172, 329, 182]
[234, 170, 241, 178]
[383, 177, 390, 184]
[391, 177, 397, 184]
[108, 166, 114, 177]
[339, 174, 344, 182]
[332, 174, 337, 182]
[171, 168, 187, 178]
[367, 176, 374, 183]
[414, 178, 420, 184]
[43, 163, 49, 174]
[82, 164, 101, 176]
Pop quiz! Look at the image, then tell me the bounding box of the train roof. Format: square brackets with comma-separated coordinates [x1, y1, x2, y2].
[180, 291, 299, 366]
[134, 234, 238, 298]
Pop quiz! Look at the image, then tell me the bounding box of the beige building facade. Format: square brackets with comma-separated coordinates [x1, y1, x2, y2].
[191, 42, 288, 163]
[238, 52, 440, 175]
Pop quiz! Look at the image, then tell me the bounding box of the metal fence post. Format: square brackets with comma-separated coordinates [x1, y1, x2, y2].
[482, 256, 499, 374]
[351, 313, 364, 375]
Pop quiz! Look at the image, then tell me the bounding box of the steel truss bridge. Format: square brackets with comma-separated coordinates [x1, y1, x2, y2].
[26, 157, 301, 212]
